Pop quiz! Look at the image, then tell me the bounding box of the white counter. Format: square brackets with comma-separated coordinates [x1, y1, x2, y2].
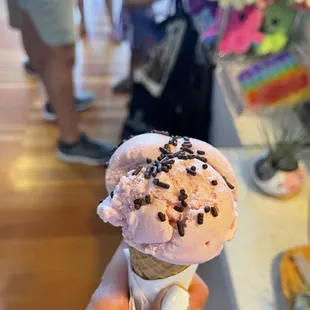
[221, 148, 309, 310]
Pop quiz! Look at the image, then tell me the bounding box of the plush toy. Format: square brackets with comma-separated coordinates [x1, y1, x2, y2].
[219, 5, 264, 54]
[262, 2, 296, 35]
[254, 3, 296, 55]
[255, 33, 287, 55]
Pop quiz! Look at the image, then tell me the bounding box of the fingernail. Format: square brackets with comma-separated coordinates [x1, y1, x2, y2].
[161, 285, 190, 310]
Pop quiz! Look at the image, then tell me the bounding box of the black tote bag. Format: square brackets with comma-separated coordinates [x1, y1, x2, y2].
[121, 0, 214, 142]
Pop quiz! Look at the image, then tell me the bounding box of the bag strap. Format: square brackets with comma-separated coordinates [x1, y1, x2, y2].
[169, 0, 186, 17]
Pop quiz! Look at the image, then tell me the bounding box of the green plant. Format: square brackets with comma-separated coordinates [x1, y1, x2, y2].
[260, 106, 310, 171]
[295, 285, 310, 309]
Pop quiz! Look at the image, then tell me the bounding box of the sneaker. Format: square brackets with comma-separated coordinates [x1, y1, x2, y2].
[112, 77, 133, 94]
[43, 91, 95, 121]
[57, 133, 112, 165]
[23, 60, 37, 77]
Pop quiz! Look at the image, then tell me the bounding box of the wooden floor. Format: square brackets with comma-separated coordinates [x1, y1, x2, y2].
[0, 1, 128, 309]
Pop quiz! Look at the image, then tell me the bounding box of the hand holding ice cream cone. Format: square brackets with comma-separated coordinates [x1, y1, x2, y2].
[97, 132, 238, 309]
[86, 241, 209, 310]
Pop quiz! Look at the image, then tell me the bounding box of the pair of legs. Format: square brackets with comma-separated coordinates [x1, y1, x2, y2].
[78, 0, 86, 37]
[16, 0, 111, 164]
[21, 12, 79, 143]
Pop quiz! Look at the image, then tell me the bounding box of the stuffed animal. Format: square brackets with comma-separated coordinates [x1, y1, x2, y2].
[254, 3, 296, 55]
[219, 5, 264, 54]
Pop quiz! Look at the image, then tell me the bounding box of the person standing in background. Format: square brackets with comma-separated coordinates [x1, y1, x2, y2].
[112, 0, 163, 94]
[6, 0, 112, 165]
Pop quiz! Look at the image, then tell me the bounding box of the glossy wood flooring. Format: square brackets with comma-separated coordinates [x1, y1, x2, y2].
[0, 1, 128, 309]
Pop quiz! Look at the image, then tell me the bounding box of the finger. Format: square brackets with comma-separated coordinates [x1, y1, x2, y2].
[188, 274, 209, 310]
[86, 241, 130, 310]
[149, 284, 189, 310]
[150, 274, 208, 310]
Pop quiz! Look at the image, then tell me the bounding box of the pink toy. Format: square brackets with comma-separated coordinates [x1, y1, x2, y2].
[220, 5, 264, 54]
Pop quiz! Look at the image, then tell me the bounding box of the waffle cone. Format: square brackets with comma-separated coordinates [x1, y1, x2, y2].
[129, 247, 189, 280]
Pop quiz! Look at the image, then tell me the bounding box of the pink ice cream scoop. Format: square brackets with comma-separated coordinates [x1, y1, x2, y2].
[99, 133, 238, 265]
[106, 133, 238, 200]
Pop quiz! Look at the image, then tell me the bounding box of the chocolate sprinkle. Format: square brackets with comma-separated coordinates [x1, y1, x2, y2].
[181, 201, 188, 207]
[104, 162, 109, 168]
[134, 204, 142, 210]
[132, 165, 143, 176]
[157, 163, 163, 173]
[110, 191, 114, 198]
[202, 164, 208, 169]
[174, 206, 184, 213]
[145, 194, 151, 204]
[151, 166, 158, 177]
[195, 155, 208, 163]
[180, 189, 186, 194]
[177, 220, 185, 237]
[204, 206, 211, 213]
[167, 164, 172, 170]
[146, 157, 152, 164]
[164, 144, 170, 150]
[99, 200, 103, 204]
[186, 168, 197, 176]
[144, 167, 152, 179]
[161, 156, 170, 162]
[153, 178, 159, 185]
[158, 212, 166, 222]
[222, 176, 235, 190]
[162, 166, 169, 173]
[161, 159, 175, 165]
[153, 179, 170, 189]
[183, 136, 190, 141]
[211, 207, 218, 217]
[182, 143, 192, 148]
[187, 154, 195, 159]
[159, 147, 171, 155]
[197, 213, 204, 225]
[197, 150, 205, 155]
[178, 193, 188, 201]
[170, 151, 182, 158]
[191, 166, 196, 171]
[134, 198, 143, 205]
[211, 180, 218, 186]
[181, 147, 194, 154]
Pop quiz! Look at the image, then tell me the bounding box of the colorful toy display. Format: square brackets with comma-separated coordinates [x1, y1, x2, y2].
[189, 0, 299, 56]
[238, 51, 310, 107]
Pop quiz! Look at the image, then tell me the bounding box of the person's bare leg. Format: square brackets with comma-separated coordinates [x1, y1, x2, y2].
[105, 0, 114, 28]
[78, 0, 86, 36]
[113, 49, 141, 93]
[21, 13, 79, 143]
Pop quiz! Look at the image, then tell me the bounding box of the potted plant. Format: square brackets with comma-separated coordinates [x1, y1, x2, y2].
[252, 106, 309, 199]
[294, 285, 310, 310]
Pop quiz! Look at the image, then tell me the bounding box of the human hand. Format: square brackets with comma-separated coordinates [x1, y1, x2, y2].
[86, 241, 208, 310]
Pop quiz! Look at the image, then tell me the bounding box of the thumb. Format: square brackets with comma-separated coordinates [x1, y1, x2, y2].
[149, 285, 190, 310]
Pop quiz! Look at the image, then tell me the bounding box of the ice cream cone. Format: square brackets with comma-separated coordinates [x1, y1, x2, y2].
[129, 247, 189, 280]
